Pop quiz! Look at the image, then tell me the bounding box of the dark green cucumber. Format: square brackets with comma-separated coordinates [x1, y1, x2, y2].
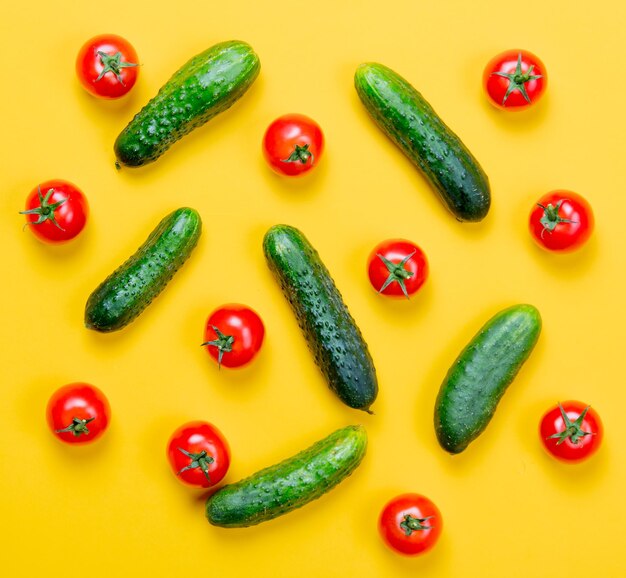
[263, 225, 378, 412]
[85, 208, 201, 332]
[354, 62, 490, 222]
[114, 40, 260, 168]
[434, 304, 542, 454]
[206, 425, 367, 528]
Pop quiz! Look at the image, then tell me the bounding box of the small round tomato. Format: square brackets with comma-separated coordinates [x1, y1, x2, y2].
[539, 401, 603, 463]
[76, 34, 139, 99]
[167, 421, 230, 488]
[367, 239, 428, 299]
[529, 190, 594, 252]
[21, 179, 89, 244]
[46, 383, 110, 444]
[262, 113, 324, 176]
[202, 304, 265, 368]
[484, 49, 547, 110]
[379, 494, 442, 556]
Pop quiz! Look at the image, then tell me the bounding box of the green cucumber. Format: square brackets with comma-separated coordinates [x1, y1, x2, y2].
[434, 304, 542, 454]
[114, 40, 260, 168]
[85, 207, 201, 332]
[263, 225, 378, 412]
[206, 425, 367, 528]
[354, 62, 490, 222]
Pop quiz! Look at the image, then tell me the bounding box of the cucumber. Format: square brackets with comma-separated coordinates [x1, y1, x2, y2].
[263, 225, 378, 412]
[434, 304, 542, 454]
[114, 40, 260, 168]
[206, 425, 367, 528]
[354, 62, 490, 222]
[85, 207, 201, 332]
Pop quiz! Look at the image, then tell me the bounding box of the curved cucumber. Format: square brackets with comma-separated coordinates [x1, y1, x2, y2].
[114, 40, 260, 168]
[85, 208, 201, 332]
[263, 225, 378, 412]
[354, 62, 490, 222]
[206, 425, 367, 528]
[434, 304, 542, 454]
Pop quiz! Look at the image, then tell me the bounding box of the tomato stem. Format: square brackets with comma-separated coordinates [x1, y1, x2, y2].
[377, 250, 416, 299]
[537, 200, 577, 238]
[19, 186, 67, 231]
[281, 144, 314, 165]
[96, 51, 139, 86]
[56, 416, 96, 437]
[176, 448, 214, 482]
[491, 52, 542, 105]
[400, 514, 434, 536]
[547, 403, 594, 445]
[201, 326, 235, 368]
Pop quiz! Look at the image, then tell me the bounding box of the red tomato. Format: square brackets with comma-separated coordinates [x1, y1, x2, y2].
[529, 190, 594, 252]
[379, 494, 442, 556]
[367, 239, 428, 299]
[202, 304, 265, 368]
[76, 34, 139, 99]
[483, 50, 547, 110]
[539, 401, 603, 463]
[262, 113, 324, 176]
[21, 179, 89, 244]
[46, 383, 110, 444]
[166, 421, 230, 488]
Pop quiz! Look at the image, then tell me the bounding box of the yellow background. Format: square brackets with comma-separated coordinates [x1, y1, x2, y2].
[1, 1, 625, 576]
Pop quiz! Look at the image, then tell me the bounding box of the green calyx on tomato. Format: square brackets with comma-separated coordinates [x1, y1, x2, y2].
[55, 416, 96, 437]
[176, 447, 215, 482]
[201, 325, 235, 368]
[96, 51, 138, 86]
[537, 200, 577, 237]
[19, 186, 67, 230]
[281, 144, 314, 165]
[400, 514, 434, 536]
[547, 403, 594, 445]
[377, 250, 416, 299]
[491, 52, 543, 105]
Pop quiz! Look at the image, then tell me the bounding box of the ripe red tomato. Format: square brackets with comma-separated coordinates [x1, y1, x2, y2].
[483, 49, 547, 110]
[379, 494, 442, 556]
[76, 34, 139, 99]
[21, 179, 89, 243]
[46, 383, 111, 444]
[262, 113, 324, 176]
[529, 190, 594, 252]
[202, 304, 265, 368]
[539, 401, 603, 463]
[166, 421, 230, 488]
[367, 239, 428, 299]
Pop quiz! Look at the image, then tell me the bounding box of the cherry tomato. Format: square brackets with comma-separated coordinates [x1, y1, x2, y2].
[202, 304, 265, 368]
[529, 190, 594, 252]
[46, 383, 111, 444]
[379, 493, 442, 556]
[367, 239, 428, 299]
[76, 34, 139, 99]
[483, 49, 547, 110]
[21, 179, 89, 244]
[166, 421, 230, 488]
[262, 113, 324, 176]
[539, 401, 603, 463]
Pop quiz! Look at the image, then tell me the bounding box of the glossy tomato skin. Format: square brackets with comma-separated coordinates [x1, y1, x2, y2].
[529, 190, 594, 252]
[203, 304, 265, 369]
[379, 493, 442, 556]
[46, 383, 111, 444]
[367, 239, 428, 299]
[22, 179, 89, 244]
[76, 34, 139, 99]
[483, 49, 547, 110]
[167, 421, 231, 488]
[539, 401, 603, 463]
[262, 113, 324, 176]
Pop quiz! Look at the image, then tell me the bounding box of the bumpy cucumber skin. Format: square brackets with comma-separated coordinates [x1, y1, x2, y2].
[434, 304, 542, 454]
[206, 425, 367, 528]
[263, 225, 378, 412]
[114, 40, 260, 168]
[85, 208, 201, 332]
[354, 63, 490, 222]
